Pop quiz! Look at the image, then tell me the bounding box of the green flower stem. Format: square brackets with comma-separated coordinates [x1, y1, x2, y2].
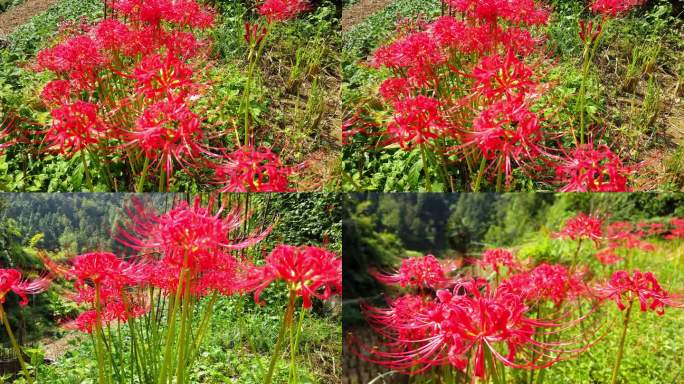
[419, 144, 432, 192]
[158, 169, 166, 193]
[288, 305, 306, 383]
[265, 289, 297, 384]
[577, 18, 606, 145]
[610, 297, 634, 384]
[94, 283, 108, 384]
[0, 304, 33, 384]
[577, 40, 591, 145]
[472, 156, 487, 192]
[81, 150, 94, 191]
[572, 239, 584, 271]
[242, 23, 272, 146]
[175, 269, 193, 384]
[157, 263, 187, 384]
[136, 157, 150, 192]
[187, 292, 218, 367]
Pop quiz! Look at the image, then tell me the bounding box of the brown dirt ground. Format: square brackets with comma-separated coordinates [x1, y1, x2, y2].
[39, 332, 81, 361]
[0, 0, 59, 36]
[342, 0, 395, 32]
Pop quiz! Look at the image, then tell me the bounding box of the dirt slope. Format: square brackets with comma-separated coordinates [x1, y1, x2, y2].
[0, 0, 58, 36]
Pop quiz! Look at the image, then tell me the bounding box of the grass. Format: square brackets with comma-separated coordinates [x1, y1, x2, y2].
[540, 239, 684, 383]
[8, 285, 340, 384]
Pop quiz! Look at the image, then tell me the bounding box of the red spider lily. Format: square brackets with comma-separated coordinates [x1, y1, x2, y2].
[111, 0, 214, 28]
[555, 212, 604, 244]
[0, 269, 51, 306]
[40, 80, 72, 106]
[357, 278, 592, 377]
[258, 0, 310, 22]
[595, 270, 684, 315]
[43, 100, 107, 155]
[500, 263, 587, 306]
[595, 248, 623, 265]
[117, 197, 270, 274]
[590, 0, 645, 17]
[470, 51, 536, 99]
[43, 101, 107, 156]
[66, 299, 148, 333]
[606, 221, 655, 251]
[665, 218, 684, 240]
[428, 17, 499, 55]
[378, 77, 412, 103]
[371, 32, 445, 86]
[372, 255, 452, 290]
[36, 35, 106, 89]
[131, 54, 197, 99]
[360, 294, 439, 346]
[386, 96, 449, 148]
[244, 22, 268, 45]
[251, 245, 342, 308]
[212, 146, 295, 192]
[555, 143, 633, 192]
[67, 309, 99, 333]
[122, 96, 204, 179]
[93, 19, 131, 52]
[636, 221, 665, 237]
[460, 98, 545, 184]
[579, 20, 603, 44]
[444, 0, 550, 26]
[69, 252, 149, 288]
[477, 248, 520, 275]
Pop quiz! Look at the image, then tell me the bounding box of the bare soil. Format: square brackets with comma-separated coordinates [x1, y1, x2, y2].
[39, 333, 81, 361]
[0, 0, 58, 36]
[342, 0, 395, 32]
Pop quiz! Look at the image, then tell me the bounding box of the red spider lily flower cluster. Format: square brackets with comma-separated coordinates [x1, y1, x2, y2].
[37, 197, 280, 333]
[213, 146, 296, 192]
[590, 0, 646, 17]
[477, 248, 520, 275]
[555, 144, 633, 192]
[372, 254, 452, 290]
[356, 275, 593, 377]
[32, 0, 298, 191]
[0, 269, 51, 307]
[665, 218, 684, 240]
[555, 212, 604, 244]
[345, 0, 560, 188]
[595, 248, 623, 265]
[595, 270, 684, 315]
[344, 0, 639, 191]
[60, 252, 150, 333]
[499, 263, 587, 306]
[258, 0, 310, 22]
[249, 245, 342, 308]
[116, 197, 270, 276]
[605, 221, 655, 251]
